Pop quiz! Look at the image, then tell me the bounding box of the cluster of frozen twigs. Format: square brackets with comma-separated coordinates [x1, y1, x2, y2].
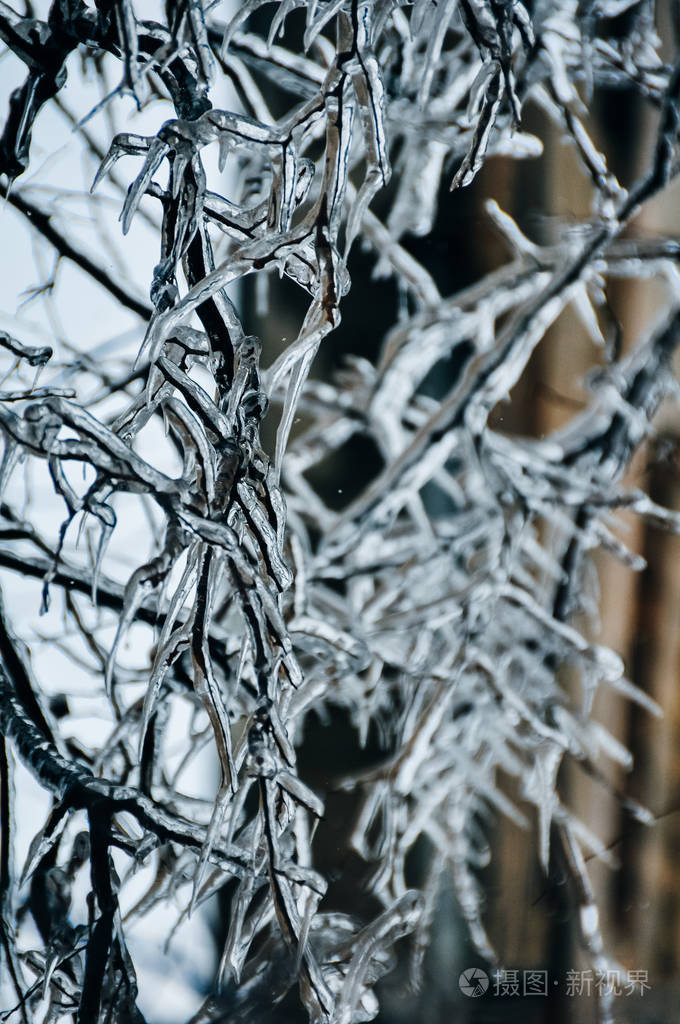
[1, 1, 680, 1021]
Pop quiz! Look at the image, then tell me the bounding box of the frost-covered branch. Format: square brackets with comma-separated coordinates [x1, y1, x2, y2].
[1, 2, 679, 1022]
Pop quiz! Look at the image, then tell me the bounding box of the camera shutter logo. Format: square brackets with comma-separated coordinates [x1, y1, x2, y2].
[459, 968, 489, 997]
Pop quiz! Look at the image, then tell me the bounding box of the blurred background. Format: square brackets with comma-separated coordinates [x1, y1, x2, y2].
[245, 7, 680, 1022]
